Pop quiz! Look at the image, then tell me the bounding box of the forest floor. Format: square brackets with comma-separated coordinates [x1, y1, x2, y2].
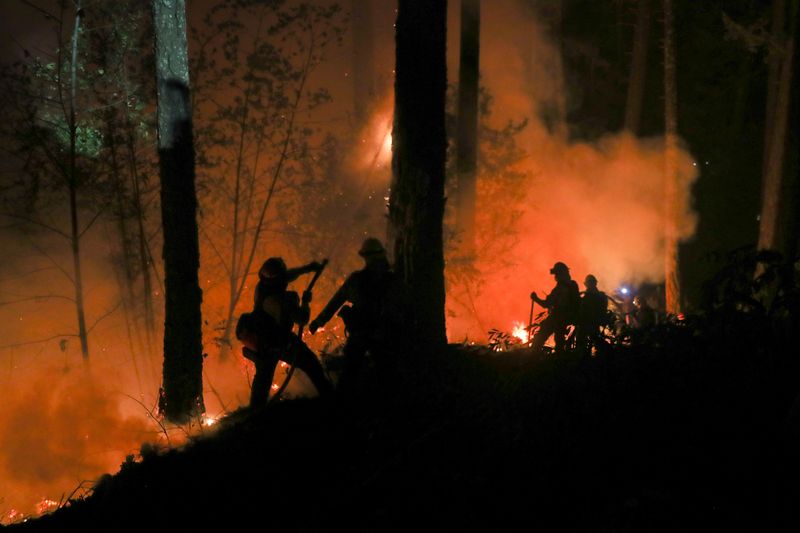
[5, 314, 800, 532]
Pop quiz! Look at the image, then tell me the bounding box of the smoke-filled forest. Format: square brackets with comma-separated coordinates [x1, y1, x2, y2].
[0, 0, 799, 530]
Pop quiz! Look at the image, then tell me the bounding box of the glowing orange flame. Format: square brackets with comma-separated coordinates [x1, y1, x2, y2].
[511, 321, 530, 344]
[35, 499, 58, 515]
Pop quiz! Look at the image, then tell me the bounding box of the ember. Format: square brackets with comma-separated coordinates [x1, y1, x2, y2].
[35, 499, 58, 515]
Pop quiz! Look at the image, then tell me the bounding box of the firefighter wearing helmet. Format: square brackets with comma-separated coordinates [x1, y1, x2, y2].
[309, 237, 407, 395]
[236, 257, 332, 407]
[575, 274, 610, 355]
[530, 261, 581, 353]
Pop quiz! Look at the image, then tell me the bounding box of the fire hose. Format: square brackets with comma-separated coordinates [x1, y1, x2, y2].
[269, 259, 329, 403]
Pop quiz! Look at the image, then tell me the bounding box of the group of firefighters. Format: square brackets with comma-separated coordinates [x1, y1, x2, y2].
[236, 239, 617, 408]
[236, 237, 404, 408]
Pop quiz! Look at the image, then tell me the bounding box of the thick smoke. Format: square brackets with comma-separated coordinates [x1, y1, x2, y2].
[0, 0, 701, 520]
[0, 363, 153, 521]
[444, 0, 699, 340]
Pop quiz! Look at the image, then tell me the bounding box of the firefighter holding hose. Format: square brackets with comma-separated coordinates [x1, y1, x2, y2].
[236, 257, 332, 408]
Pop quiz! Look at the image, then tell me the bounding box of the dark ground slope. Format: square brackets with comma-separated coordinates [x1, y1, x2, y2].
[6, 313, 800, 532]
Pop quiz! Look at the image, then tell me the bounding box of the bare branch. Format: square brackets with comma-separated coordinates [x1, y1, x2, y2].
[121, 393, 171, 445]
[27, 238, 75, 283]
[0, 266, 58, 283]
[199, 224, 232, 278]
[0, 332, 77, 350]
[0, 294, 75, 306]
[79, 207, 106, 238]
[2, 212, 71, 240]
[18, 0, 60, 21]
[86, 299, 123, 333]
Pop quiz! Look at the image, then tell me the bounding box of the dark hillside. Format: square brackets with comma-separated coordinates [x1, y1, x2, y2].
[7, 310, 800, 532]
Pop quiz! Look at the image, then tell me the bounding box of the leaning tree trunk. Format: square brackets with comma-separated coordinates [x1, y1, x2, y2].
[758, 0, 798, 253]
[153, 0, 205, 423]
[624, 0, 650, 134]
[388, 0, 448, 346]
[663, 0, 681, 315]
[455, 0, 480, 258]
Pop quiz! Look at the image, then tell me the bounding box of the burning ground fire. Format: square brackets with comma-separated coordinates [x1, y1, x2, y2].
[511, 322, 530, 345]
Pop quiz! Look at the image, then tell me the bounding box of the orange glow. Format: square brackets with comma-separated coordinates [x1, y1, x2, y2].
[511, 322, 530, 344]
[35, 499, 58, 515]
[0, 0, 702, 521]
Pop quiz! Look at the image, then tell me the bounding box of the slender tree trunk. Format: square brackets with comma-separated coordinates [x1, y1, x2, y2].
[217, 85, 253, 361]
[763, 0, 786, 182]
[153, 0, 204, 422]
[351, 0, 375, 125]
[106, 113, 138, 307]
[546, 0, 568, 139]
[68, 1, 90, 359]
[663, 0, 681, 314]
[125, 120, 157, 342]
[624, 0, 650, 134]
[106, 114, 147, 394]
[388, 0, 448, 346]
[758, 0, 798, 253]
[788, 0, 800, 259]
[455, 0, 480, 258]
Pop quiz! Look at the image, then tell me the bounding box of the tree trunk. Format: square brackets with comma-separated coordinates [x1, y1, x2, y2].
[125, 116, 157, 344]
[758, 0, 798, 253]
[663, 0, 681, 314]
[153, 0, 205, 423]
[788, 0, 800, 259]
[68, 1, 90, 360]
[540, 0, 568, 139]
[455, 0, 480, 258]
[106, 113, 146, 389]
[624, 0, 650, 134]
[763, 0, 786, 182]
[351, 0, 375, 125]
[388, 0, 448, 346]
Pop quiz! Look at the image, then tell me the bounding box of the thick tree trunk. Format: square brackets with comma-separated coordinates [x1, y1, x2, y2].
[351, 0, 375, 125]
[758, 0, 798, 253]
[624, 0, 650, 134]
[153, 0, 205, 423]
[663, 0, 681, 314]
[388, 0, 448, 346]
[455, 0, 480, 257]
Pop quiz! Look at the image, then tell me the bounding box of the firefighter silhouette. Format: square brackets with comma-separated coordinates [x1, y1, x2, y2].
[530, 262, 581, 353]
[309, 238, 407, 395]
[575, 274, 610, 355]
[236, 257, 332, 407]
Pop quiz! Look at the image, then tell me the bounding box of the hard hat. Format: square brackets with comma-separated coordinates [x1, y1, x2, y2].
[259, 257, 287, 279]
[550, 261, 569, 274]
[585, 274, 597, 286]
[358, 237, 386, 257]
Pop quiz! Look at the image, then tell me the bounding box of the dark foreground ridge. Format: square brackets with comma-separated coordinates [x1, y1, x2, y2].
[7, 313, 800, 532]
